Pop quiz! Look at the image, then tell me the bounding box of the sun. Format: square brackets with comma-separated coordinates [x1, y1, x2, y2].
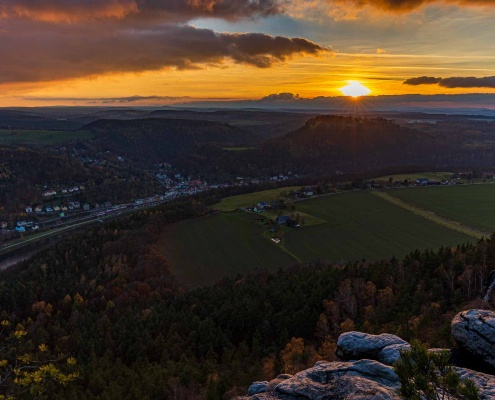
[339, 81, 371, 98]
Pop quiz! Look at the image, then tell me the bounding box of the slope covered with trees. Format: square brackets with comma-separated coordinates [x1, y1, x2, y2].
[1, 195, 494, 399]
[84, 118, 260, 166]
[177, 115, 495, 178]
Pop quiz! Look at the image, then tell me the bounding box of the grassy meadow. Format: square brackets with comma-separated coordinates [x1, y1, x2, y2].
[158, 213, 296, 288]
[387, 183, 495, 232]
[0, 129, 94, 145]
[214, 186, 301, 211]
[160, 186, 487, 287]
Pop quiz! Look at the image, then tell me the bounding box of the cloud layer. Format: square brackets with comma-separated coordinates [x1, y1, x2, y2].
[404, 76, 495, 88]
[0, 0, 282, 22]
[0, 0, 327, 84]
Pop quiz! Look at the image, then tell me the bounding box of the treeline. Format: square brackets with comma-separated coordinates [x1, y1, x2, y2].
[1, 197, 495, 399]
[83, 118, 259, 167]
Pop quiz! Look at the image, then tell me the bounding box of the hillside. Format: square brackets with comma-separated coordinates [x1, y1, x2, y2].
[83, 118, 259, 165]
[1, 195, 495, 398]
[177, 115, 495, 177]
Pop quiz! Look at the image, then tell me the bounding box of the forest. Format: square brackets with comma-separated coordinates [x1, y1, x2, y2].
[0, 195, 493, 399]
[175, 115, 495, 179]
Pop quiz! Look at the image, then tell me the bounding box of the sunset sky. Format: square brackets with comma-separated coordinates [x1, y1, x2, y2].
[2, 0, 495, 107]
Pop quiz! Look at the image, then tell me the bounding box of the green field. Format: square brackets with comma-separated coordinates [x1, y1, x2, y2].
[0, 129, 94, 145]
[163, 189, 477, 288]
[283, 191, 471, 263]
[387, 184, 495, 232]
[159, 213, 296, 287]
[214, 186, 301, 211]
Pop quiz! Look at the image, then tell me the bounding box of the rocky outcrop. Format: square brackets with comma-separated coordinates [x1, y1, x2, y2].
[452, 309, 495, 372]
[237, 360, 400, 400]
[238, 310, 495, 400]
[336, 332, 410, 365]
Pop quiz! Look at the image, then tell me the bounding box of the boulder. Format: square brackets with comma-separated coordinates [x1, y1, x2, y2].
[451, 309, 495, 371]
[236, 359, 400, 400]
[248, 382, 268, 396]
[236, 360, 495, 400]
[336, 331, 410, 365]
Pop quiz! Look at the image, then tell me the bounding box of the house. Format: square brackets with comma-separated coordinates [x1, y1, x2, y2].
[277, 215, 290, 225]
[25, 206, 33, 213]
[257, 201, 267, 210]
[304, 187, 314, 196]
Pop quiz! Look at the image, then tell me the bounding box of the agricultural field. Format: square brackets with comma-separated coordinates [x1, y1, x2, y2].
[0, 129, 94, 145]
[213, 186, 301, 211]
[158, 213, 295, 288]
[283, 191, 471, 263]
[162, 189, 476, 288]
[386, 183, 495, 232]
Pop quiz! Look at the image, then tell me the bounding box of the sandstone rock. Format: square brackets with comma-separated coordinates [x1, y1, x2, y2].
[451, 309, 495, 371]
[236, 359, 400, 400]
[248, 382, 268, 396]
[457, 367, 495, 400]
[265, 374, 292, 392]
[336, 331, 410, 365]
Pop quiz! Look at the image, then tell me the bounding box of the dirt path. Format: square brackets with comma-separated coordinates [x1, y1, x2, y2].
[372, 191, 488, 240]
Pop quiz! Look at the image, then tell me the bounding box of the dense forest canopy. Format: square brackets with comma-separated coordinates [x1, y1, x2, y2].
[1, 196, 494, 399]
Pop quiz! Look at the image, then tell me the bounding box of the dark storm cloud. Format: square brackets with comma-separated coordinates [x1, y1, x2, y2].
[0, 0, 282, 22]
[0, 21, 326, 83]
[0, 0, 326, 84]
[404, 76, 495, 88]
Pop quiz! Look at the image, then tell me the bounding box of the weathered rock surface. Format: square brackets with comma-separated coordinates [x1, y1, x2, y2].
[248, 382, 268, 396]
[456, 367, 495, 400]
[265, 375, 292, 392]
[235, 359, 400, 400]
[237, 310, 495, 400]
[452, 309, 495, 371]
[336, 332, 410, 365]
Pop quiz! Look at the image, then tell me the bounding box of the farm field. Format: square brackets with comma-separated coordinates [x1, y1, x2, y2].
[283, 191, 471, 263]
[0, 129, 94, 145]
[159, 213, 296, 288]
[163, 189, 474, 287]
[214, 186, 301, 211]
[387, 184, 495, 232]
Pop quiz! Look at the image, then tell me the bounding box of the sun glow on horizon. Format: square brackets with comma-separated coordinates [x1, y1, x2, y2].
[339, 81, 372, 98]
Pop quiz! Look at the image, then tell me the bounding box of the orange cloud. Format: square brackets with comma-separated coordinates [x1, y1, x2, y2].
[0, 0, 282, 23]
[0, 21, 327, 84]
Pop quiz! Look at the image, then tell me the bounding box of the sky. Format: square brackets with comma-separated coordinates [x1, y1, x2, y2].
[1, 0, 495, 107]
